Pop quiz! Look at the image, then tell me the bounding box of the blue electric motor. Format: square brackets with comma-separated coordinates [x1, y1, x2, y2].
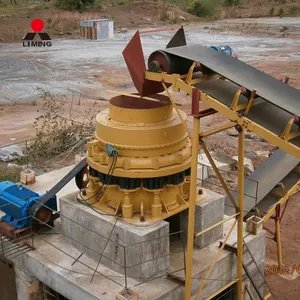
[0, 181, 57, 229]
[209, 45, 234, 56]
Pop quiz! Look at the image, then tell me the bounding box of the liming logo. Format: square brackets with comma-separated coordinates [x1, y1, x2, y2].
[23, 19, 52, 47]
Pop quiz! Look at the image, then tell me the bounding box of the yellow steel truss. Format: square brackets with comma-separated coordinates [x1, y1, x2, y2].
[143, 70, 300, 300]
[145, 71, 300, 158]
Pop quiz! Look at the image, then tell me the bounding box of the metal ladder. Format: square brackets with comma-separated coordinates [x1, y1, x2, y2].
[221, 239, 276, 300]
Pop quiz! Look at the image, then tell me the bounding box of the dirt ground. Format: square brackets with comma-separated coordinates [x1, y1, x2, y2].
[0, 1, 198, 43]
[220, 0, 300, 20]
[1, 0, 300, 43]
[265, 191, 300, 300]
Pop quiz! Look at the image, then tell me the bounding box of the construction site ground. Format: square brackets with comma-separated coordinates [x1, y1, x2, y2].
[0, 16, 300, 299]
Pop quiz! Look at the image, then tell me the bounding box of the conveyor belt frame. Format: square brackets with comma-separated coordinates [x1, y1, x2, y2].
[143, 70, 299, 300]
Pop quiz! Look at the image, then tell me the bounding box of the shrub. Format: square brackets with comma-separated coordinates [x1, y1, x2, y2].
[279, 7, 284, 18]
[10, 88, 99, 169]
[224, 0, 240, 7]
[55, 0, 95, 10]
[270, 6, 274, 16]
[188, 0, 217, 17]
[93, 0, 104, 9]
[0, 163, 22, 182]
[289, 6, 298, 16]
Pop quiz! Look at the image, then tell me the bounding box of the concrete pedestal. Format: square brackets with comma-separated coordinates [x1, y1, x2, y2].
[180, 190, 225, 249]
[60, 193, 170, 282]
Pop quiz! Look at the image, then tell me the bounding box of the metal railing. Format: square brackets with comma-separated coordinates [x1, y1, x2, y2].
[0, 194, 186, 290]
[197, 161, 259, 214]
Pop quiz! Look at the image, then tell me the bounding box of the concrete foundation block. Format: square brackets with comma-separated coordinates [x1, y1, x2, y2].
[180, 189, 224, 249]
[60, 193, 169, 282]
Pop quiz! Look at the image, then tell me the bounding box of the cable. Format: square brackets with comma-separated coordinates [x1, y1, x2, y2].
[90, 215, 120, 283]
[33, 248, 245, 283]
[77, 153, 117, 203]
[77, 152, 120, 217]
[78, 153, 117, 208]
[77, 153, 116, 203]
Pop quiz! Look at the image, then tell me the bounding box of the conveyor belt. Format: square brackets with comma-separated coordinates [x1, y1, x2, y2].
[195, 79, 299, 216]
[123, 30, 300, 219]
[224, 149, 299, 217]
[244, 170, 299, 220]
[195, 79, 300, 148]
[163, 45, 300, 116]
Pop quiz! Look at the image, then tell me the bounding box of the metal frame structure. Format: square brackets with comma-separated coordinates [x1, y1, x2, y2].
[143, 69, 300, 300]
[0, 200, 187, 292]
[0, 38, 299, 298]
[262, 179, 299, 268]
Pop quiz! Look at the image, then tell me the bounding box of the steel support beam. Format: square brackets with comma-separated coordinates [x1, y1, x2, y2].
[194, 213, 239, 238]
[194, 219, 238, 300]
[200, 140, 238, 211]
[144, 71, 300, 158]
[184, 89, 201, 300]
[275, 205, 283, 268]
[263, 181, 300, 222]
[199, 122, 236, 138]
[237, 126, 245, 300]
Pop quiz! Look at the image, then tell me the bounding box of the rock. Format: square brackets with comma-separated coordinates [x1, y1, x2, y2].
[180, 16, 186, 21]
[7, 163, 20, 169]
[120, 28, 128, 33]
[0, 145, 23, 162]
[245, 151, 257, 159]
[232, 156, 254, 172]
[7, 163, 28, 170]
[254, 150, 270, 158]
[197, 153, 231, 181]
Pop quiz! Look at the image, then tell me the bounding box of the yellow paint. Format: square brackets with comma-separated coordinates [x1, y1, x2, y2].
[85, 176, 201, 223]
[184, 116, 200, 300]
[237, 128, 245, 300]
[142, 69, 300, 300]
[84, 93, 206, 222]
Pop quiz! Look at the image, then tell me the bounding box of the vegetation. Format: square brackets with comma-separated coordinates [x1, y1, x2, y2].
[0, 163, 22, 182]
[187, 0, 219, 18]
[289, 5, 299, 16]
[0, 0, 299, 18]
[54, 0, 135, 10]
[224, 0, 240, 7]
[279, 7, 284, 17]
[55, 0, 95, 10]
[11, 88, 101, 170]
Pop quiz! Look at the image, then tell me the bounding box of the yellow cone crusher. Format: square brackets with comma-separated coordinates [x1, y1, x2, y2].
[84, 93, 203, 223]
